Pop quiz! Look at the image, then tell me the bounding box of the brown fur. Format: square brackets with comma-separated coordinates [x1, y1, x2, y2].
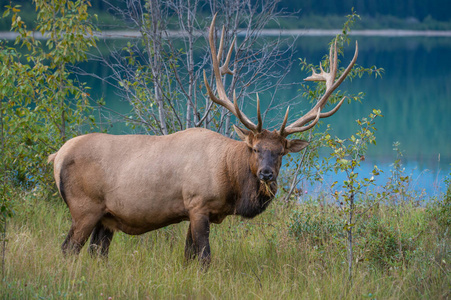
[49, 127, 308, 263]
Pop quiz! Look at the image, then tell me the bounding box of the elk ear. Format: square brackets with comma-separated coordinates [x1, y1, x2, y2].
[285, 139, 309, 154]
[233, 125, 254, 147]
[233, 125, 250, 141]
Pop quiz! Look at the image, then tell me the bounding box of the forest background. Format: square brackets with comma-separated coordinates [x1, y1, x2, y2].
[1, 0, 451, 30]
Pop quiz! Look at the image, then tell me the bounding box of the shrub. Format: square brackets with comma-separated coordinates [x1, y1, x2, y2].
[289, 206, 421, 270]
[427, 175, 451, 234]
[357, 216, 417, 269]
[437, 177, 451, 229]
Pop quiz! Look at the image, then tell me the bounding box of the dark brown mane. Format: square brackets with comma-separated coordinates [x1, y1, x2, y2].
[235, 178, 277, 218]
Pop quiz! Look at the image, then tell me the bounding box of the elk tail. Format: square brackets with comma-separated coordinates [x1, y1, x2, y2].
[48, 152, 58, 164]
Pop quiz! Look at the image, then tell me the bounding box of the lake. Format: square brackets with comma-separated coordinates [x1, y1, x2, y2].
[291, 35, 451, 197]
[82, 34, 451, 197]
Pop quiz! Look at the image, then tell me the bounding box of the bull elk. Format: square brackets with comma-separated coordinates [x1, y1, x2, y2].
[48, 15, 358, 265]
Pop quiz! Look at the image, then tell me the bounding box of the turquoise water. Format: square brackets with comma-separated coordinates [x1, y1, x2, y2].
[84, 35, 451, 196]
[297, 36, 451, 196]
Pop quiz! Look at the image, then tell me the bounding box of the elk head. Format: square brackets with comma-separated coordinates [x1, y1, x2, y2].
[204, 15, 358, 184]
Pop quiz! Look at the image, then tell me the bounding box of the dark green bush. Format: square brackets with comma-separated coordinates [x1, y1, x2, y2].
[289, 208, 419, 269]
[437, 178, 451, 228]
[426, 176, 451, 234]
[357, 216, 417, 268]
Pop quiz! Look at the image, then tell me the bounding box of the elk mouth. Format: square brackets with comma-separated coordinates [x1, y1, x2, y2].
[259, 179, 277, 197]
[259, 179, 275, 184]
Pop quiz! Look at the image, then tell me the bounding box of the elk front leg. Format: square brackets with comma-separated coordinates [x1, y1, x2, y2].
[188, 213, 211, 266]
[184, 223, 196, 261]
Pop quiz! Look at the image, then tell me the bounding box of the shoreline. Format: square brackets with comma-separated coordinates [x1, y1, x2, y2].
[1, 29, 451, 40]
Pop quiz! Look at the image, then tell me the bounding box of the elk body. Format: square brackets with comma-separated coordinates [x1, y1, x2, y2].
[48, 15, 358, 264]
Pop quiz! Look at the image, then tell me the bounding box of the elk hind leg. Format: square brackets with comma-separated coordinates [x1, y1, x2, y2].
[62, 209, 103, 256]
[88, 222, 114, 258]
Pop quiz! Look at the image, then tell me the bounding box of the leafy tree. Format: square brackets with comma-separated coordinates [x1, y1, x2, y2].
[1, 0, 97, 187]
[0, 0, 97, 264]
[327, 109, 383, 283]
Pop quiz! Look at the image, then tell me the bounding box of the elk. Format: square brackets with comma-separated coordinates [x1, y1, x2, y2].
[48, 15, 358, 265]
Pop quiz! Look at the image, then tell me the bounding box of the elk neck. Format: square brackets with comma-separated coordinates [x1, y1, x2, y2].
[224, 140, 277, 219]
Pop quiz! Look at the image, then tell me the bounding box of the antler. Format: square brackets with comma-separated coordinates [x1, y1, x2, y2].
[203, 14, 262, 133]
[279, 40, 358, 137]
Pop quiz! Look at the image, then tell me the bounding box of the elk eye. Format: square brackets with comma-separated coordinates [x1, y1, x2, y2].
[253, 148, 258, 153]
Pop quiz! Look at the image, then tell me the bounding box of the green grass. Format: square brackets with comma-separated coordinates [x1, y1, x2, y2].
[1, 192, 450, 299]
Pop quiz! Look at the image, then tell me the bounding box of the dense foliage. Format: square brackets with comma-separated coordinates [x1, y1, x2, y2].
[0, 0, 97, 220]
[1, 0, 451, 31]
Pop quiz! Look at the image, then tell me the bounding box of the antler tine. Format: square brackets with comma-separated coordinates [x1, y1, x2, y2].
[320, 96, 346, 118]
[256, 94, 262, 133]
[217, 25, 225, 63]
[283, 109, 322, 135]
[328, 39, 338, 90]
[278, 106, 290, 136]
[217, 26, 235, 76]
[203, 70, 220, 104]
[282, 96, 346, 136]
[281, 40, 358, 137]
[297, 108, 321, 132]
[221, 35, 236, 76]
[205, 14, 260, 133]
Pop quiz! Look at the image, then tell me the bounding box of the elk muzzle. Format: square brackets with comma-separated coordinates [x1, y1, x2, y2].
[257, 150, 279, 183]
[258, 168, 274, 182]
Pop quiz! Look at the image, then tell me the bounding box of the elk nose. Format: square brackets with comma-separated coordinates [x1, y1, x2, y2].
[258, 169, 274, 182]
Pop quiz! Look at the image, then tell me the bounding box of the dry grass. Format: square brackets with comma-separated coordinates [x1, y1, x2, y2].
[1, 194, 449, 299]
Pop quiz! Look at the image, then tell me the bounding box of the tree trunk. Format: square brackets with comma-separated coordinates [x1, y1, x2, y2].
[347, 193, 354, 284]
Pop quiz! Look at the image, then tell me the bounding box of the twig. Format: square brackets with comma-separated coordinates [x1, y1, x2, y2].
[1, 98, 7, 280]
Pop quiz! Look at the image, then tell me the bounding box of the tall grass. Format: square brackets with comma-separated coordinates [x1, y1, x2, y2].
[1, 191, 449, 299]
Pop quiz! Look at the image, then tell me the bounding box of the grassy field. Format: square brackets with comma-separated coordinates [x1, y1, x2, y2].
[1, 190, 449, 299]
